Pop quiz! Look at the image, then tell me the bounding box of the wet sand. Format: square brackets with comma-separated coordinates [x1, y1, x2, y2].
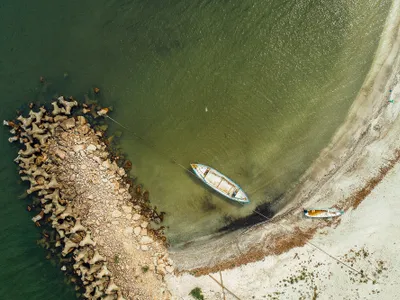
[168, 161, 400, 299]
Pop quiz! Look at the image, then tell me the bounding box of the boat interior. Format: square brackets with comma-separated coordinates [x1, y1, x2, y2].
[306, 209, 328, 216]
[204, 171, 236, 196]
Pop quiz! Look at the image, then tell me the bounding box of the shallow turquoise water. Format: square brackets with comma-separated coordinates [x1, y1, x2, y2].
[0, 0, 392, 298]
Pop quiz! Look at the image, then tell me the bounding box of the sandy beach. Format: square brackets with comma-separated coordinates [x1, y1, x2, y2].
[165, 1, 400, 298]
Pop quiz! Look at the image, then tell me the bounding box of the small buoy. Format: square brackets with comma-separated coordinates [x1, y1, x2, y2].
[97, 107, 109, 116]
[205, 106, 208, 112]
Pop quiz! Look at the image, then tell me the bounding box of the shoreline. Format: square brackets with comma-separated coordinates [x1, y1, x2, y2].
[2, 2, 399, 299]
[168, 0, 400, 275]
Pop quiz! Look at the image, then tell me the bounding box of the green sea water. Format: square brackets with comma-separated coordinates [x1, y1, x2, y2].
[0, 0, 392, 299]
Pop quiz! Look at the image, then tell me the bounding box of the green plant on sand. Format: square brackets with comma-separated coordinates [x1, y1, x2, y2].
[189, 287, 204, 300]
[141, 265, 149, 273]
[114, 255, 120, 264]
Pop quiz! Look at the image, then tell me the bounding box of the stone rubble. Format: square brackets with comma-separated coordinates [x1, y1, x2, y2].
[4, 96, 175, 300]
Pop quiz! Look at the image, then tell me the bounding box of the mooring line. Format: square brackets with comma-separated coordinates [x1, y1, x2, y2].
[219, 271, 226, 300]
[104, 114, 195, 177]
[241, 201, 373, 281]
[208, 274, 241, 300]
[105, 114, 270, 197]
[305, 240, 373, 281]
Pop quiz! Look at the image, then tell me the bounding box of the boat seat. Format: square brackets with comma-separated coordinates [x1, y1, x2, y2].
[218, 179, 235, 195]
[205, 171, 222, 187]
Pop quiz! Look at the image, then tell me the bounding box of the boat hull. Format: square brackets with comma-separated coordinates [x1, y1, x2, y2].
[191, 163, 249, 203]
[304, 208, 344, 218]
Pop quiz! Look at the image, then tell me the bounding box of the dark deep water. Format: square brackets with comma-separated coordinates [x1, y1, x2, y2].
[0, 0, 392, 298]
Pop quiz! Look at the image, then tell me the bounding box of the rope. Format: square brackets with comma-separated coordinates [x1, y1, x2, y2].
[104, 115, 194, 176]
[219, 271, 226, 300]
[208, 274, 241, 300]
[103, 113, 374, 289]
[238, 204, 369, 278]
[249, 207, 373, 280]
[106, 114, 271, 200]
[305, 240, 373, 281]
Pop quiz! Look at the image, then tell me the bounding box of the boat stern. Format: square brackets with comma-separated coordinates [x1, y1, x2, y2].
[190, 163, 210, 178]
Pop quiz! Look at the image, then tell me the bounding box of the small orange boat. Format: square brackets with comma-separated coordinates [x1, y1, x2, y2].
[304, 208, 343, 218]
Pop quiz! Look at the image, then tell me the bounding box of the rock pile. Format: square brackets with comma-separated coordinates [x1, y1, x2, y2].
[4, 96, 173, 299]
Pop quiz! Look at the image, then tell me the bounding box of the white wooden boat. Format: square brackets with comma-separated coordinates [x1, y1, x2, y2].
[191, 163, 250, 203]
[304, 208, 344, 218]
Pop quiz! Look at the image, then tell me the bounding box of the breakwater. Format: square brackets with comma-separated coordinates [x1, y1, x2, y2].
[4, 96, 173, 299]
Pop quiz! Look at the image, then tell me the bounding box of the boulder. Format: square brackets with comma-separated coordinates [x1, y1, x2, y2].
[77, 116, 87, 125]
[60, 118, 76, 130]
[118, 168, 126, 176]
[112, 210, 122, 218]
[55, 148, 66, 159]
[121, 205, 132, 214]
[157, 264, 166, 276]
[124, 227, 133, 235]
[73, 144, 85, 152]
[140, 236, 153, 245]
[78, 124, 90, 135]
[86, 144, 97, 152]
[141, 221, 148, 228]
[134, 227, 141, 236]
[132, 213, 141, 221]
[102, 160, 112, 169]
